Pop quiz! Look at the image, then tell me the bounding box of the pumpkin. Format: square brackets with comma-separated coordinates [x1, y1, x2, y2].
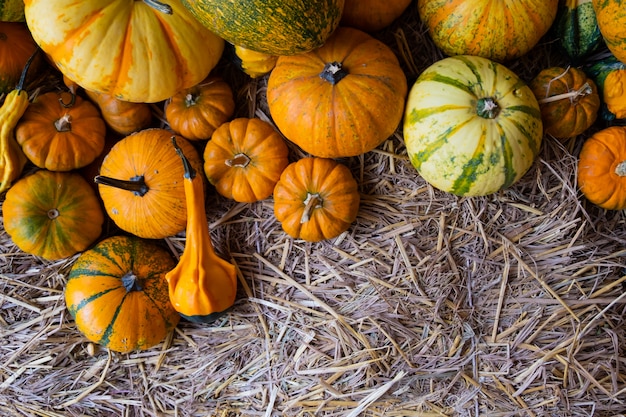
[403, 55, 543, 197]
[180, 0, 345, 56]
[578, 126, 626, 210]
[585, 53, 626, 121]
[340, 0, 412, 32]
[24, 0, 224, 103]
[3, 170, 104, 260]
[273, 157, 360, 242]
[166, 138, 238, 323]
[0, 22, 38, 94]
[0, 0, 25, 22]
[84, 89, 153, 135]
[165, 76, 235, 141]
[233, 44, 278, 79]
[417, 0, 559, 62]
[593, 0, 626, 64]
[554, 0, 604, 64]
[530, 66, 600, 139]
[65, 235, 181, 353]
[267, 27, 408, 159]
[15, 90, 106, 171]
[94, 128, 203, 239]
[203, 118, 290, 203]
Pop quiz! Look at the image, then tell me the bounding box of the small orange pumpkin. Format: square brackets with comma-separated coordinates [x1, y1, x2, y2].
[578, 125, 626, 210]
[273, 157, 360, 242]
[95, 128, 204, 239]
[267, 27, 408, 158]
[165, 76, 236, 140]
[15, 90, 106, 171]
[203, 118, 290, 203]
[340, 0, 412, 32]
[0, 22, 39, 94]
[85, 89, 153, 135]
[530, 66, 600, 139]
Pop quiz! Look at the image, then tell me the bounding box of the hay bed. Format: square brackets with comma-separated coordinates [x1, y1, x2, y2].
[2, 5, 626, 417]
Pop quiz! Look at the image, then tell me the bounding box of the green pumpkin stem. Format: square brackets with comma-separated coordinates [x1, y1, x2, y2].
[171, 136, 196, 179]
[122, 271, 143, 292]
[143, 0, 173, 14]
[94, 175, 150, 197]
[320, 61, 348, 85]
[476, 97, 500, 119]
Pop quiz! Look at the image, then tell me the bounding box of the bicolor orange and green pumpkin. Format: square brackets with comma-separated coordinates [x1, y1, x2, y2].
[3, 170, 104, 260]
[0, 0, 25, 22]
[585, 53, 626, 121]
[24, 0, 224, 103]
[578, 126, 626, 210]
[417, 0, 559, 62]
[267, 27, 407, 158]
[65, 235, 181, 353]
[180, 0, 344, 56]
[593, 0, 626, 64]
[95, 129, 203, 239]
[403, 55, 543, 197]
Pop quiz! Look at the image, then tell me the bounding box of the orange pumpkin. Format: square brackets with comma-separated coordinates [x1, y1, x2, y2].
[203, 118, 290, 203]
[165, 76, 236, 141]
[95, 128, 204, 239]
[15, 91, 107, 171]
[530, 66, 600, 139]
[578, 126, 626, 210]
[85, 89, 153, 135]
[267, 27, 407, 158]
[0, 22, 39, 94]
[340, 0, 412, 32]
[273, 157, 360, 242]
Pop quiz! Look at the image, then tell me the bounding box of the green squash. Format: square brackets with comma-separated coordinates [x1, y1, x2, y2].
[554, 0, 604, 64]
[0, 0, 25, 22]
[180, 0, 345, 56]
[584, 52, 626, 121]
[403, 55, 543, 197]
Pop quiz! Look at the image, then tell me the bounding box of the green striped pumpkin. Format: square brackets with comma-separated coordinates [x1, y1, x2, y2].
[65, 235, 181, 353]
[0, 0, 25, 22]
[403, 55, 543, 197]
[180, 0, 344, 55]
[554, 0, 603, 64]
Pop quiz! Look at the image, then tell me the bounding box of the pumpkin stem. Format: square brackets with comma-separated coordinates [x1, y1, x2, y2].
[94, 175, 150, 197]
[476, 97, 500, 119]
[616, 161, 626, 177]
[16, 47, 40, 92]
[121, 271, 143, 292]
[320, 61, 348, 85]
[301, 192, 323, 224]
[54, 113, 72, 132]
[225, 153, 251, 168]
[538, 82, 593, 105]
[171, 137, 196, 180]
[143, 0, 173, 14]
[58, 91, 76, 108]
[184, 92, 199, 107]
[47, 208, 60, 220]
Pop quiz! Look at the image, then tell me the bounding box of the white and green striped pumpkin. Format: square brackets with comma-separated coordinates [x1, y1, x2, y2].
[403, 55, 543, 197]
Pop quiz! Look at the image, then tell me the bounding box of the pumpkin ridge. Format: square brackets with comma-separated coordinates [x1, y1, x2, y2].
[67, 285, 119, 317]
[410, 117, 475, 171]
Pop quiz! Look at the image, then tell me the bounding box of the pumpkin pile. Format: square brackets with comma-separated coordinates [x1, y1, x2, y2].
[1, 0, 626, 354]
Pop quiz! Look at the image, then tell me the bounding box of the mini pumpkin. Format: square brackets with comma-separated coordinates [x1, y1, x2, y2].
[273, 157, 360, 242]
[585, 53, 626, 121]
[530, 66, 600, 139]
[15, 90, 106, 171]
[3, 170, 104, 260]
[267, 27, 407, 158]
[0, 22, 39, 94]
[95, 128, 204, 239]
[340, 0, 412, 32]
[85, 89, 153, 135]
[578, 126, 626, 210]
[65, 235, 181, 353]
[203, 118, 290, 203]
[165, 76, 236, 141]
[233, 44, 278, 78]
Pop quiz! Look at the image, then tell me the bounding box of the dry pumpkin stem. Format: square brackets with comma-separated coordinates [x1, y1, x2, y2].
[3, 7, 626, 417]
[94, 174, 149, 197]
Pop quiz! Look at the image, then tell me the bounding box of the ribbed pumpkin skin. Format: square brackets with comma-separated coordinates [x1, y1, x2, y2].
[403, 55, 543, 197]
[273, 157, 360, 242]
[0, 22, 38, 94]
[97, 129, 204, 239]
[180, 0, 344, 56]
[593, 0, 626, 64]
[584, 54, 626, 121]
[65, 235, 181, 353]
[267, 27, 407, 158]
[3, 170, 104, 261]
[417, 0, 559, 62]
[555, 0, 603, 64]
[341, 0, 412, 32]
[24, 0, 224, 103]
[530, 66, 600, 139]
[0, 0, 25, 22]
[578, 126, 626, 210]
[203, 118, 289, 203]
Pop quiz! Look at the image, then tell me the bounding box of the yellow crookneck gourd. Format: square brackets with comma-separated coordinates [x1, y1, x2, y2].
[0, 48, 39, 193]
[166, 137, 238, 323]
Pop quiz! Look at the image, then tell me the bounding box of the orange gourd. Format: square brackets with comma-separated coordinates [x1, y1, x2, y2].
[85, 89, 153, 135]
[340, 0, 412, 32]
